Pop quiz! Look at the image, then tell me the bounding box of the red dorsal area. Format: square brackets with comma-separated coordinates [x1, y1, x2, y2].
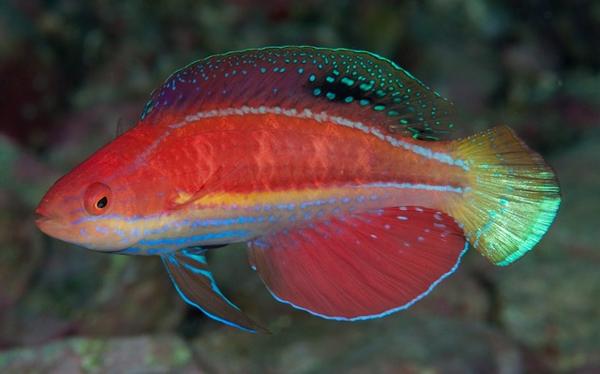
[248, 207, 468, 320]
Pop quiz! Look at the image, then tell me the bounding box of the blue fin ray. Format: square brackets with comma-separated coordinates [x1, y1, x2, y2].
[161, 248, 266, 333]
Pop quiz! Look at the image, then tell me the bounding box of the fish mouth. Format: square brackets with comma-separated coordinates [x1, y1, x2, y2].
[34, 206, 51, 226]
[35, 212, 48, 223]
[34, 216, 80, 247]
[35, 216, 56, 235]
[34, 206, 63, 237]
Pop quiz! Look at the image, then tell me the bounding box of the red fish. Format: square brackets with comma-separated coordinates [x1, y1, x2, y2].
[35, 47, 560, 332]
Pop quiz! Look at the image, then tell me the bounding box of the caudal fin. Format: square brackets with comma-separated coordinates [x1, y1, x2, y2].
[450, 126, 561, 265]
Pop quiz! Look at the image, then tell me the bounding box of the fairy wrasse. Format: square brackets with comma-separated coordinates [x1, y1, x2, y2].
[35, 47, 561, 332]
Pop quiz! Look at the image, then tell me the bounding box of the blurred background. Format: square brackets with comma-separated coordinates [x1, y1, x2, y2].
[0, 0, 598, 372]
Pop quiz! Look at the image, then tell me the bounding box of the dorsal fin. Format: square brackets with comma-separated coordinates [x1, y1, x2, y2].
[140, 46, 456, 140]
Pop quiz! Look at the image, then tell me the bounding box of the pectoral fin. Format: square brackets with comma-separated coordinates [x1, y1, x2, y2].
[161, 248, 266, 333]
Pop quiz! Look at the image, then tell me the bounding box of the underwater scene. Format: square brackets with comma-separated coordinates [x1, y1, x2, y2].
[0, 1, 598, 373]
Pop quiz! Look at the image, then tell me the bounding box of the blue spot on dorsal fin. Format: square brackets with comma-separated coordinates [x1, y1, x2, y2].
[139, 46, 456, 141]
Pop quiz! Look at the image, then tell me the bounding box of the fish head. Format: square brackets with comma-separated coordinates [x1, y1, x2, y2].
[35, 128, 162, 252]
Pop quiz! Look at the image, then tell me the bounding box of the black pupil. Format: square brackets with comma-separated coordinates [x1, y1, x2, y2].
[96, 196, 108, 209]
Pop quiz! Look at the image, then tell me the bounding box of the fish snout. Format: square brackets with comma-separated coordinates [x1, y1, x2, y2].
[34, 200, 53, 224]
[35, 207, 47, 221]
[34, 210, 54, 237]
[34, 200, 61, 235]
[34, 202, 74, 243]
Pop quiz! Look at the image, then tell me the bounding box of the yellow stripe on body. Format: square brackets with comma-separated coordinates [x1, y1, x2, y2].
[191, 182, 465, 210]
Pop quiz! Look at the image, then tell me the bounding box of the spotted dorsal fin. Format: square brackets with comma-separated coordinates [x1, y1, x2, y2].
[140, 46, 456, 140]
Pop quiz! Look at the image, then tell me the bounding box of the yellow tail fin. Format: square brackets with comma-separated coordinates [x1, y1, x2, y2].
[449, 126, 561, 265]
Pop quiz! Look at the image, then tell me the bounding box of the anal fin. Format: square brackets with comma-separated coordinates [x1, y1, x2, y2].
[248, 207, 468, 320]
[161, 248, 266, 333]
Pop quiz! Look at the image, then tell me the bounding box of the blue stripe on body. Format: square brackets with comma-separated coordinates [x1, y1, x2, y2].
[122, 230, 250, 255]
[139, 229, 250, 247]
[118, 247, 142, 255]
[362, 182, 465, 194]
[147, 248, 174, 255]
[140, 216, 265, 236]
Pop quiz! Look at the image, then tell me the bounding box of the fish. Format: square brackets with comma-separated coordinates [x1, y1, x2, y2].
[35, 46, 561, 333]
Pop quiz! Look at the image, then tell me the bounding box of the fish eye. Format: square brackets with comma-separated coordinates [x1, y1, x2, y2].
[84, 183, 112, 215]
[96, 196, 108, 209]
